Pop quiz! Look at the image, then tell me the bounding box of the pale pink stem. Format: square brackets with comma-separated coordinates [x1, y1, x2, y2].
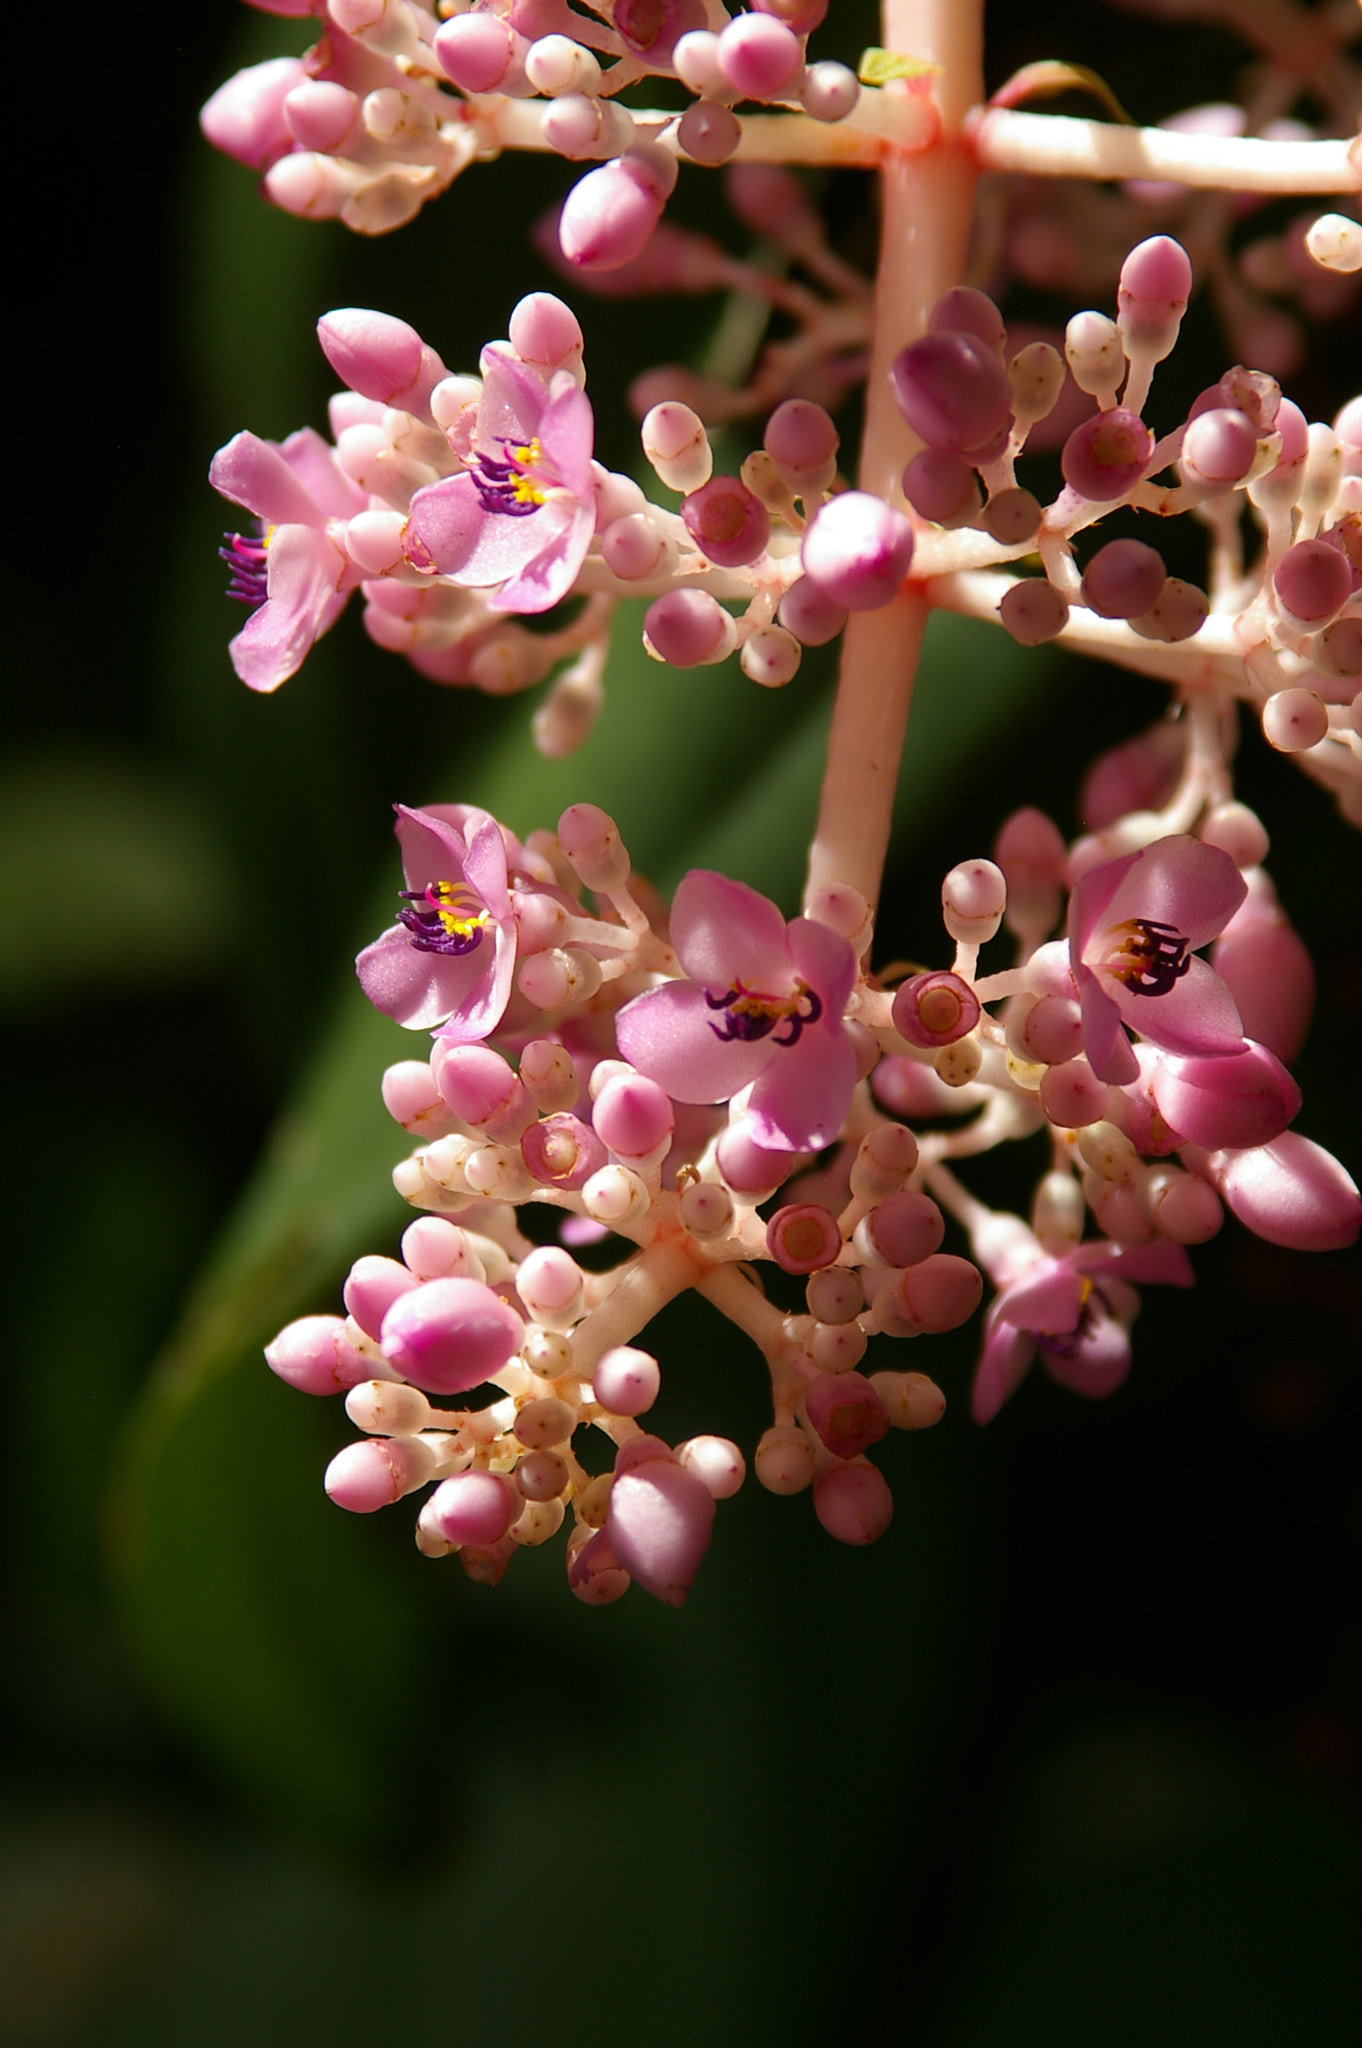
[803, 0, 984, 916]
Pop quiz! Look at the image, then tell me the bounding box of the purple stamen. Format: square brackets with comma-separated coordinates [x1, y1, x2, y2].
[397, 885, 487, 958]
[219, 531, 269, 608]
[1110, 918, 1192, 998]
[706, 981, 822, 1047]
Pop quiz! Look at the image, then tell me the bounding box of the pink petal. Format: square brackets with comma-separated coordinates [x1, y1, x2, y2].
[1074, 1239, 1194, 1288]
[355, 923, 495, 1031]
[1069, 847, 1140, 960]
[971, 1319, 1035, 1422]
[1079, 968, 1139, 1084]
[997, 1261, 1086, 1334]
[228, 524, 348, 692]
[614, 980, 772, 1102]
[475, 345, 550, 448]
[1038, 1307, 1132, 1399]
[670, 870, 794, 990]
[459, 816, 512, 923]
[1108, 953, 1244, 1057]
[746, 1024, 857, 1152]
[491, 498, 592, 615]
[279, 425, 368, 520]
[787, 913, 857, 1020]
[394, 806, 469, 894]
[1100, 834, 1247, 951]
[211, 430, 326, 527]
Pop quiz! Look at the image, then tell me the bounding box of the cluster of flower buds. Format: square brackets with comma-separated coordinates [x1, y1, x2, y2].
[204, 2, 860, 258]
[262, 789, 1359, 1607]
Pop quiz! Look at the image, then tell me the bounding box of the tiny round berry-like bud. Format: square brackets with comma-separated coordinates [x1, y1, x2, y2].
[592, 1345, 661, 1416]
[902, 448, 981, 525]
[521, 1327, 573, 1378]
[742, 623, 801, 686]
[869, 1370, 946, 1430]
[855, 1189, 945, 1270]
[1149, 1168, 1224, 1243]
[806, 883, 873, 952]
[1015, 994, 1083, 1066]
[929, 286, 1007, 353]
[265, 1316, 375, 1397]
[682, 475, 771, 567]
[434, 14, 528, 95]
[673, 29, 730, 100]
[1064, 310, 1124, 402]
[677, 1435, 746, 1498]
[1129, 578, 1208, 644]
[806, 1267, 864, 1324]
[805, 1371, 889, 1460]
[1032, 1169, 1085, 1252]
[676, 98, 742, 164]
[512, 1496, 566, 1546]
[892, 970, 981, 1048]
[801, 493, 915, 610]
[642, 400, 713, 493]
[766, 1203, 843, 1273]
[508, 292, 584, 373]
[1180, 406, 1259, 489]
[716, 12, 803, 99]
[764, 398, 839, 493]
[1062, 408, 1154, 501]
[1273, 538, 1352, 626]
[936, 1036, 983, 1086]
[600, 511, 668, 580]
[1315, 618, 1362, 679]
[981, 487, 1041, 545]
[942, 857, 1007, 943]
[517, 946, 603, 1009]
[514, 1396, 576, 1449]
[401, 1216, 483, 1282]
[428, 1471, 517, 1548]
[343, 1254, 418, 1342]
[1262, 687, 1329, 752]
[593, 1072, 674, 1158]
[896, 1253, 983, 1332]
[325, 1437, 436, 1515]
[778, 575, 848, 647]
[1077, 1120, 1138, 1181]
[380, 1278, 524, 1397]
[1081, 538, 1167, 619]
[1305, 212, 1362, 273]
[1008, 340, 1065, 426]
[566, 1525, 630, 1603]
[524, 35, 601, 98]
[1200, 801, 1269, 869]
[849, 1122, 919, 1201]
[1117, 234, 1193, 363]
[890, 330, 1012, 455]
[516, 1448, 569, 1501]
[813, 1462, 893, 1545]
[516, 1245, 585, 1329]
[582, 1163, 650, 1225]
[715, 1121, 802, 1195]
[557, 802, 630, 891]
[344, 1378, 431, 1437]
[809, 1320, 868, 1373]
[755, 1424, 815, 1495]
[559, 151, 670, 272]
[679, 1179, 734, 1236]
[521, 1112, 608, 1191]
[1040, 1056, 1110, 1128]
[643, 588, 737, 666]
[801, 61, 859, 122]
[999, 578, 1069, 646]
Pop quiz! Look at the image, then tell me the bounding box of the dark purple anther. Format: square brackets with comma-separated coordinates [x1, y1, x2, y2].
[706, 979, 822, 1047]
[219, 531, 269, 607]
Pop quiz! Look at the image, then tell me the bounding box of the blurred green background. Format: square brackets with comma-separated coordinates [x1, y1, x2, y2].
[4, 3, 1359, 2041]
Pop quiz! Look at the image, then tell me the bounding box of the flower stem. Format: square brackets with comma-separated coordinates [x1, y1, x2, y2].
[803, 0, 984, 917]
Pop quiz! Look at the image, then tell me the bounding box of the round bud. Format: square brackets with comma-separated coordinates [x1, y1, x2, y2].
[1180, 406, 1259, 489]
[1040, 1057, 1110, 1128]
[805, 1371, 889, 1460]
[343, 1255, 418, 1342]
[643, 589, 737, 666]
[582, 1164, 650, 1225]
[592, 1345, 661, 1416]
[716, 12, 803, 99]
[593, 1072, 674, 1158]
[806, 1267, 864, 1324]
[324, 1436, 436, 1515]
[682, 475, 771, 567]
[869, 1370, 946, 1430]
[380, 1278, 523, 1397]
[679, 1180, 734, 1236]
[1061, 409, 1154, 501]
[942, 858, 1007, 943]
[676, 1435, 746, 1498]
[1315, 618, 1362, 679]
[855, 1189, 945, 1269]
[895, 1253, 983, 1332]
[999, 579, 1069, 645]
[401, 1216, 482, 1281]
[515, 1245, 585, 1329]
[801, 61, 859, 121]
[892, 971, 981, 1048]
[755, 1424, 815, 1495]
[508, 292, 583, 372]
[1262, 688, 1329, 752]
[642, 400, 713, 493]
[514, 1396, 576, 1449]
[741, 625, 803, 688]
[676, 98, 741, 164]
[1116, 235, 1192, 360]
[813, 1462, 893, 1545]
[1273, 538, 1352, 626]
[521, 1113, 609, 1191]
[778, 575, 848, 646]
[427, 1471, 517, 1548]
[890, 330, 1012, 455]
[808, 1320, 868, 1374]
[516, 1448, 569, 1501]
[764, 398, 839, 494]
[1081, 538, 1167, 620]
[902, 449, 980, 525]
[981, 488, 1041, 545]
[1200, 801, 1269, 869]
[766, 1203, 843, 1273]
[1129, 578, 1208, 643]
[1064, 311, 1124, 401]
[557, 801, 630, 891]
[801, 493, 915, 610]
[1008, 340, 1065, 425]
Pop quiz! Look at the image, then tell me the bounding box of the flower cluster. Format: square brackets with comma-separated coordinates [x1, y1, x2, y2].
[205, 0, 1362, 1612]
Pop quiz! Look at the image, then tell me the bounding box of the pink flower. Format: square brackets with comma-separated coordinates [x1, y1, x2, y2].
[1068, 836, 1248, 1085]
[402, 348, 596, 615]
[210, 427, 366, 691]
[615, 871, 859, 1152]
[972, 1238, 1194, 1423]
[355, 804, 518, 1037]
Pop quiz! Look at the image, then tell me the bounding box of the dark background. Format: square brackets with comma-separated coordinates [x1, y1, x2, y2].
[4, 2, 1359, 2040]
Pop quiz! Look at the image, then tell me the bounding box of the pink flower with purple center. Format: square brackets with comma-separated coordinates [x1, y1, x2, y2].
[1069, 835, 1248, 1085]
[403, 347, 596, 616]
[210, 426, 366, 691]
[356, 804, 517, 1038]
[972, 1238, 1194, 1422]
[615, 871, 858, 1153]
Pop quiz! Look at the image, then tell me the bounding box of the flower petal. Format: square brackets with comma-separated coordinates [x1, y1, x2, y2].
[1108, 953, 1244, 1057]
[228, 523, 348, 692]
[615, 980, 771, 1102]
[210, 430, 325, 527]
[1079, 968, 1139, 1084]
[670, 871, 794, 992]
[746, 1023, 857, 1152]
[971, 1318, 1035, 1423]
[354, 922, 491, 1030]
[1100, 834, 1247, 951]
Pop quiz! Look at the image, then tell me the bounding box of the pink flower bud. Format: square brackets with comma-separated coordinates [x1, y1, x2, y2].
[805, 1371, 889, 1459]
[431, 1043, 527, 1136]
[716, 13, 803, 99]
[557, 802, 629, 892]
[856, 1190, 945, 1269]
[1061, 408, 1154, 500]
[754, 1424, 816, 1494]
[515, 1246, 585, 1326]
[676, 100, 742, 166]
[902, 449, 980, 524]
[1017, 995, 1084, 1066]
[715, 1121, 804, 1195]
[813, 1461, 893, 1545]
[428, 1470, 518, 1548]
[800, 61, 859, 121]
[643, 588, 736, 666]
[766, 1203, 842, 1273]
[401, 1216, 481, 1281]
[890, 331, 1013, 455]
[676, 1435, 746, 1497]
[559, 152, 671, 272]
[615, 0, 706, 62]
[265, 1315, 375, 1396]
[741, 626, 803, 688]
[1152, 1040, 1299, 1151]
[1040, 1057, 1110, 1129]
[930, 287, 1007, 353]
[999, 579, 1069, 645]
[283, 80, 360, 153]
[317, 308, 445, 415]
[200, 56, 305, 169]
[380, 1060, 459, 1136]
[325, 1436, 436, 1515]
[592, 1072, 674, 1157]
[994, 807, 1067, 932]
[801, 493, 915, 610]
[778, 575, 847, 646]
[380, 1277, 524, 1395]
[1081, 538, 1167, 620]
[521, 1113, 609, 1190]
[1180, 407, 1259, 489]
[1192, 1134, 1361, 1251]
[981, 488, 1042, 545]
[892, 971, 980, 1048]
[1315, 618, 1362, 682]
[1116, 235, 1193, 360]
[434, 13, 529, 94]
[1273, 538, 1352, 626]
[589, 1346, 660, 1417]
[894, 1254, 983, 1332]
[764, 398, 839, 492]
[1262, 688, 1329, 752]
[682, 475, 772, 566]
[344, 1255, 419, 1342]
[1130, 579, 1209, 644]
[508, 292, 584, 372]
[942, 857, 1007, 943]
[606, 1448, 715, 1607]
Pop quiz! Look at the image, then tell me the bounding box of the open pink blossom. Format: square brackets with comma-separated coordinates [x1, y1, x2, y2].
[972, 1238, 1194, 1422]
[1068, 836, 1248, 1085]
[615, 871, 858, 1152]
[356, 804, 517, 1037]
[210, 427, 366, 690]
[403, 347, 596, 616]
